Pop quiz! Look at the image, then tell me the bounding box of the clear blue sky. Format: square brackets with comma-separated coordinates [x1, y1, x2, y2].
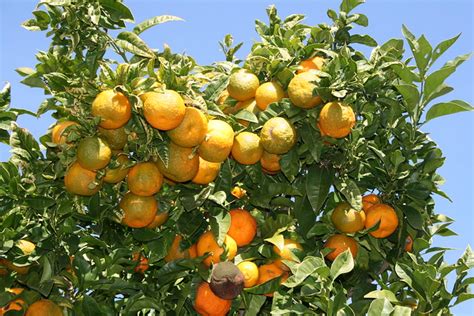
[1, 0, 473, 313]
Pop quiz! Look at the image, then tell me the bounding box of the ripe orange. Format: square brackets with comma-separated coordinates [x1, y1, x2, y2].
[257, 262, 288, 297]
[51, 121, 78, 145]
[156, 142, 200, 182]
[364, 203, 399, 238]
[76, 136, 112, 170]
[230, 186, 247, 199]
[164, 235, 194, 262]
[167, 107, 208, 147]
[198, 120, 234, 163]
[194, 282, 232, 316]
[405, 235, 414, 252]
[259, 117, 297, 154]
[296, 56, 325, 74]
[64, 162, 101, 196]
[189, 243, 198, 258]
[255, 82, 285, 110]
[196, 231, 237, 267]
[227, 208, 257, 247]
[141, 90, 185, 130]
[127, 162, 163, 196]
[260, 151, 281, 174]
[146, 209, 169, 229]
[273, 239, 303, 263]
[318, 102, 356, 139]
[324, 234, 358, 261]
[103, 154, 130, 184]
[287, 72, 322, 109]
[120, 192, 157, 228]
[227, 69, 260, 101]
[192, 157, 221, 185]
[132, 252, 149, 274]
[92, 90, 132, 129]
[331, 202, 366, 233]
[362, 194, 380, 213]
[25, 299, 62, 316]
[98, 126, 127, 150]
[0, 288, 25, 314]
[231, 132, 264, 165]
[237, 261, 259, 288]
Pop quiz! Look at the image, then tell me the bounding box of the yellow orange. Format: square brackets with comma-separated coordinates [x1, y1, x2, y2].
[141, 90, 185, 130]
[120, 192, 157, 228]
[156, 142, 200, 182]
[231, 132, 264, 165]
[167, 107, 208, 147]
[92, 90, 131, 129]
[198, 120, 234, 163]
[255, 82, 285, 110]
[127, 162, 163, 196]
[192, 157, 221, 185]
[64, 162, 101, 196]
[196, 231, 237, 267]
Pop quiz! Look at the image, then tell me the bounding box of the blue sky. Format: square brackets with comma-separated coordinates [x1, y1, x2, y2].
[1, 0, 473, 313]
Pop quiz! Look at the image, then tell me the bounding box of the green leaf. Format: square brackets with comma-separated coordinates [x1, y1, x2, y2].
[305, 165, 334, 214]
[39, 0, 72, 5]
[242, 292, 266, 316]
[100, 0, 134, 22]
[402, 25, 432, 74]
[430, 33, 461, 66]
[133, 15, 183, 35]
[402, 205, 423, 230]
[210, 211, 231, 245]
[284, 256, 325, 288]
[392, 306, 413, 316]
[334, 177, 362, 210]
[330, 249, 354, 280]
[350, 34, 377, 47]
[364, 290, 398, 303]
[280, 148, 299, 181]
[245, 275, 283, 295]
[340, 0, 365, 14]
[425, 100, 473, 122]
[367, 298, 394, 316]
[116, 31, 154, 58]
[395, 84, 419, 116]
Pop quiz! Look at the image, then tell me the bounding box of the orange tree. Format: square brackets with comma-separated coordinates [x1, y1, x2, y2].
[0, 0, 473, 315]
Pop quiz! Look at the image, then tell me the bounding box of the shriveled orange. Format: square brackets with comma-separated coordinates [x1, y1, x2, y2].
[196, 231, 237, 267]
[260, 117, 296, 154]
[324, 234, 358, 261]
[127, 162, 163, 196]
[25, 299, 62, 316]
[167, 107, 208, 147]
[296, 56, 325, 74]
[230, 186, 246, 199]
[98, 126, 127, 150]
[64, 162, 101, 196]
[318, 102, 356, 139]
[194, 282, 232, 316]
[331, 202, 366, 233]
[51, 120, 78, 145]
[227, 69, 259, 101]
[198, 120, 234, 163]
[231, 132, 264, 165]
[156, 142, 199, 182]
[287, 72, 322, 109]
[0, 288, 25, 315]
[237, 261, 259, 288]
[103, 154, 130, 184]
[257, 262, 288, 297]
[146, 209, 169, 229]
[362, 194, 381, 213]
[405, 235, 414, 252]
[227, 208, 257, 247]
[255, 82, 285, 110]
[132, 252, 149, 274]
[92, 89, 131, 129]
[141, 90, 185, 130]
[120, 192, 157, 228]
[273, 239, 303, 263]
[164, 235, 194, 262]
[364, 203, 399, 238]
[260, 151, 281, 174]
[192, 157, 221, 185]
[76, 136, 112, 170]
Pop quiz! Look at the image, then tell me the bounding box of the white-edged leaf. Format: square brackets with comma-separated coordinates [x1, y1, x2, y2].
[133, 15, 183, 35]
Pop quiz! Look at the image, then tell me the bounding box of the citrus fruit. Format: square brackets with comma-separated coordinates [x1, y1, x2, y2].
[227, 69, 259, 101]
[210, 262, 245, 300]
[259, 117, 297, 154]
[324, 234, 358, 261]
[255, 81, 285, 110]
[167, 107, 208, 147]
[273, 239, 303, 263]
[164, 235, 194, 262]
[51, 120, 78, 145]
[260, 151, 281, 174]
[198, 120, 234, 163]
[103, 154, 130, 184]
[192, 157, 221, 185]
[92, 89, 131, 129]
[25, 299, 62, 316]
[362, 194, 380, 213]
[120, 192, 157, 228]
[156, 142, 199, 182]
[132, 252, 149, 274]
[318, 101, 356, 138]
[331, 202, 366, 233]
[146, 209, 169, 229]
[76, 136, 112, 170]
[194, 282, 232, 316]
[189, 244, 198, 258]
[227, 208, 257, 247]
[364, 203, 399, 238]
[196, 231, 237, 267]
[98, 126, 127, 150]
[16, 239, 35, 255]
[64, 162, 101, 196]
[405, 235, 414, 252]
[217, 90, 230, 106]
[231, 132, 264, 165]
[127, 162, 163, 196]
[141, 90, 185, 130]
[0, 288, 25, 314]
[287, 72, 322, 108]
[297, 56, 325, 74]
[230, 186, 246, 199]
[237, 261, 259, 288]
[257, 262, 288, 297]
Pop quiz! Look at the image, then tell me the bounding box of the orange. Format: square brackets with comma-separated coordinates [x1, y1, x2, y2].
[156, 142, 199, 182]
[192, 157, 221, 185]
[25, 299, 62, 316]
[0, 288, 25, 314]
[405, 235, 414, 252]
[167, 107, 208, 147]
[98, 126, 127, 150]
[217, 90, 230, 106]
[273, 239, 303, 263]
[331, 202, 366, 233]
[255, 82, 285, 110]
[76, 136, 112, 170]
[364, 204, 399, 238]
[103, 154, 130, 184]
[237, 261, 259, 288]
[51, 121, 78, 145]
[231, 132, 264, 165]
[196, 231, 237, 267]
[297, 56, 325, 74]
[120, 192, 157, 228]
[287, 72, 322, 109]
[194, 282, 232, 316]
[260, 151, 281, 174]
[324, 234, 358, 261]
[256, 262, 288, 297]
[64, 162, 101, 196]
[141, 90, 185, 130]
[227, 209, 257, 247]
[318, 102, 356, 139]
[132, 252, 149, 274]
[362, 194, 380, 213]
[189, 243, 198, 258]
[127, 162, 163, 196]
[198, 120, 234, 163]
[164, 235, 195, 262]
[227, 69, 259, 101]
[260, 117, 297, 154]
[146, 209, 169, 229]
[230, 186, 246, 199]
[92, 89, 132, 129]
